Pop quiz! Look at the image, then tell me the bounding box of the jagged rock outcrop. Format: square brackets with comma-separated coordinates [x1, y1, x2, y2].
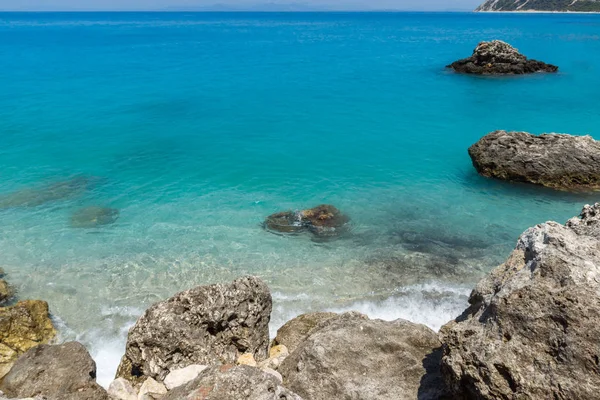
[70, 206, 120, 228]
[162, 365, 303, 400]
[0, 342, 108, 400]
[271, 312, 337, 354]
[447, 41, 557, 75]
[264, 205, 350, 238]
[0, 270, 14, 305]
[469, 130, 600, 190]
[116, 276, 272, 384]
[0, 300, 57, 379]
[279, 312, 447, 400]
[476, 0, 600, 12]
[440, 203, 600, 399]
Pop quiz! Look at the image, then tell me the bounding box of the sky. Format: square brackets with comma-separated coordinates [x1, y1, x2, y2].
[0, 0, 483, 12]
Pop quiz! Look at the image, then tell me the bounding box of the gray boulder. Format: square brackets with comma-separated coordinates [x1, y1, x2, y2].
[279, 312, 447, 400]
[469, 130, 600, 190]
[448, 40, 558, 75]
[163, 365, 302, 400]
[441, 203, 600, 399]
[0, 342, 108, 400]
[271, 312, 337, 355]
[116, 276, 272, 383]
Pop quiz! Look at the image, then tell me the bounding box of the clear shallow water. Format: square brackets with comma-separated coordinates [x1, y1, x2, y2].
[1, 11, 599, 386]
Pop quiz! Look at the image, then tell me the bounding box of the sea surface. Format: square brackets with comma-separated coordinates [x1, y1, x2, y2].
[1, 11, 599, 386]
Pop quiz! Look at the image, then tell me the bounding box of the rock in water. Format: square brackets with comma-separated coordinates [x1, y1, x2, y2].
[0, 342, 108, 400]
[279, 312, 447, 400]
[264, 205, 350, 238]
[440, 203, 600, 399]
[0, 300, 57, 379]
[70, 206, 120, 228]
[0, 176, 100, 209]
[116, 276, 272, 383]
[271, 312, 337, 354]
[162, 365, 303, 400]
[447, 40, 558, 75]
[469, 130, 600, 190]
[0, 280, 14, 305]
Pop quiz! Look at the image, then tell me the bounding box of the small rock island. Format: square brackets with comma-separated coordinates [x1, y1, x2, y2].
[448, 40, 558, 75]
[469, 130, 600, 190]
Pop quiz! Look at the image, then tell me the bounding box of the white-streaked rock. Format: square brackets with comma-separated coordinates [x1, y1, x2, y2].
[108, 378, 137, 400]
[137, 378, 166, 400]
[163, 364, 207, 390]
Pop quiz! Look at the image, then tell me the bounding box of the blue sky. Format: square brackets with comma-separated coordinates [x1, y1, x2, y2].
[0, 0, 482, 12]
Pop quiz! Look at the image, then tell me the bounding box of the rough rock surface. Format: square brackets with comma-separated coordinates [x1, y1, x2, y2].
[0, 280, 14, 305]
[0, 176, 100, 209]
[469, 130, 600, 190]
[116, 276, 272, 383]
[0, 342, 108, 400]
[0, 300, 57, 379]
[448, 40, 558, 75]
[279, 312, 447, 400]
[272, 312, 337, 354]
[70, 206, 120, 228]
[162, 365, 303, 400]
[441, 203, 600, 399]
[163, 364, 207, 390]
[107, 378, 137, 400]
[264, 205, 350, 238]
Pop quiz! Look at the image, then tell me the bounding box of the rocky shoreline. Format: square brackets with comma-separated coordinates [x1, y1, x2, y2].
[2, 204, 600, 399]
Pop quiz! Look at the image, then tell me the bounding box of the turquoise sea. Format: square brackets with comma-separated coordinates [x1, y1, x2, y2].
[1, 11, 599, 386]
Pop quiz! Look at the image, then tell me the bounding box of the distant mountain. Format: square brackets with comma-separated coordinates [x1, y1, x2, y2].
[476, 0, 600, 12]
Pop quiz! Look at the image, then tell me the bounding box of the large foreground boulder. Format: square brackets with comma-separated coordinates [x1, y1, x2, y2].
[469, 130, 600, 190]
[163, 365, 303, 400]
[441, 203, 600, 399]
[0, 300, 57, 379]
[279, 312, 447, 400]
[0, 342, 108, 400]
[271, 312, 337, 355]
[116, 276, 272, 383]
[448, 40, 558, 75]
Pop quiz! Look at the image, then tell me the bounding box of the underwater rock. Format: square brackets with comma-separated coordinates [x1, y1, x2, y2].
[0, 342, 108, 400]
[441, 203, 600, 399]
[162, 365, 303, 400]
[0, 300, 57, 380]
[279, 312, 447, 400]
[0, 176, 101, 209]
[116, 276, 272, 384]
[264, 205, 350, 238]
[448, 40, 558, 75]
[271, 312, 337, 355]
[264, 211, 305, 234]
[469, 130, 600, 190]
[70, 206, 120, 228]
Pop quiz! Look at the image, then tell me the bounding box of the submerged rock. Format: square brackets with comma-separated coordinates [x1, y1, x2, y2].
[162, 365, 303, 400]
[271, 312, 337, 355]
[440, 203, 600, 399]
[70, 206, 120, 228]
[448, 40, 558, 75]
[0, 176, 100, 209]
[0, 342, 108, 400]
[469, 130, 600, 190]
[264, 205, 350, 238]
[116, 276, 272, 383]
[279, 312, 447, 400]
[0, 300, 57, 379]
